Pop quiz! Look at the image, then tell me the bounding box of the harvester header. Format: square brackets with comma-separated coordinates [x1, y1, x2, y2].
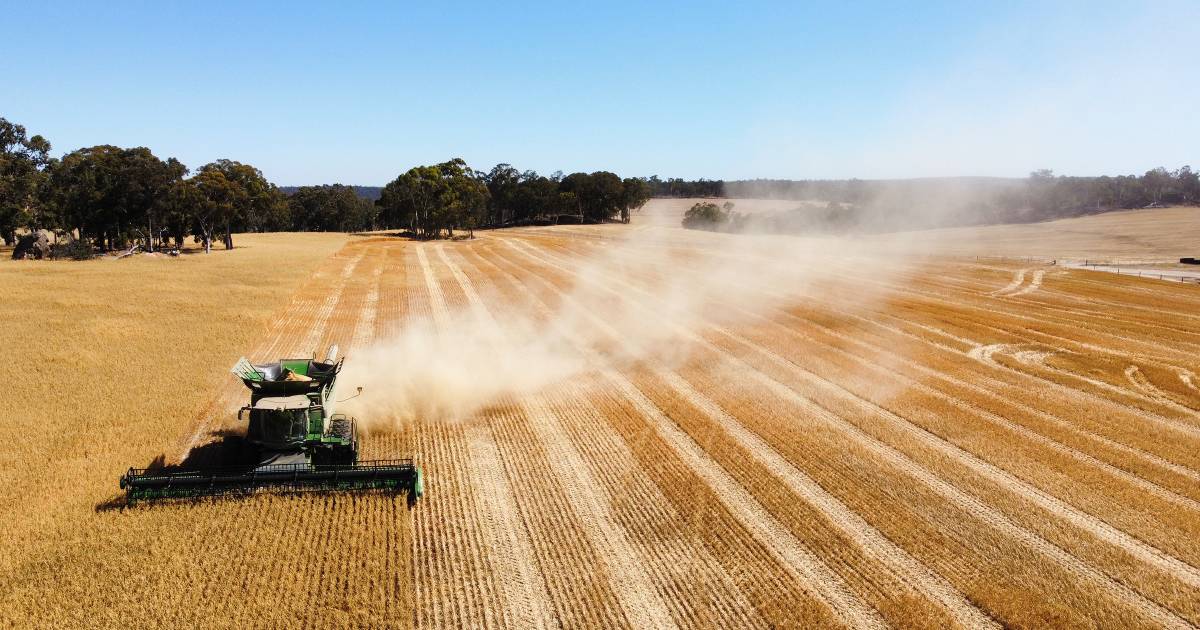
[120, 346, 422, 505]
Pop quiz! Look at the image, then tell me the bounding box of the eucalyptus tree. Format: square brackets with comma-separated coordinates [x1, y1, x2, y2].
[0, 117, 52, 245]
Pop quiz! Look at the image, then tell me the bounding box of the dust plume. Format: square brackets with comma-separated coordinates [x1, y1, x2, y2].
[336, 311, 584, 432]
[336, 213, 907, 432]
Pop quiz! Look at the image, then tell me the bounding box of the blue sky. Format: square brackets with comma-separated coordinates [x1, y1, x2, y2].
[4, 1, 1197, 184]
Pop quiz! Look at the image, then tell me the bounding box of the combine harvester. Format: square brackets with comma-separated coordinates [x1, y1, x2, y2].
[120, 346, 422, 506]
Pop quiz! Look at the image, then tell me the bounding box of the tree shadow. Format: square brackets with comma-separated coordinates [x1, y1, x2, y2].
[354, 230, 444, 241]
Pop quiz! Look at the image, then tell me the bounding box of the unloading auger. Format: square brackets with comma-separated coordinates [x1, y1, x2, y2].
[120, 346, 422, 505]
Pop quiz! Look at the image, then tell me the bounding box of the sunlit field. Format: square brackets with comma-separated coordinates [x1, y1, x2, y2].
[4, 204, 1199, 627]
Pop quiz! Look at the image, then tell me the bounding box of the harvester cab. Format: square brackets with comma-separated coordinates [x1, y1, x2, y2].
[120, 345, 423, 505]
[236, 350, 357, 467]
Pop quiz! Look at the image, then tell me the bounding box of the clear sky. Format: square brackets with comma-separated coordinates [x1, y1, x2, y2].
[5, 1, 1197, 184]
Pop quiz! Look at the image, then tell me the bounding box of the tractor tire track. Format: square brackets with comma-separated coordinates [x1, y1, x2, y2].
[467, 242, 897, 627]
[518, 236, 1200, 581]
[453, 245, 769, 628]
[412, 243, 510, 629]
[435, 243, 682, 630]
[989, 268, 1027, 296]
[475, 240, 994, 627]
[501, 234, 1198, 627]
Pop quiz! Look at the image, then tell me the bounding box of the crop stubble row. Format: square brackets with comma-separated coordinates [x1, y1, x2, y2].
[480, 228, 1200, 624]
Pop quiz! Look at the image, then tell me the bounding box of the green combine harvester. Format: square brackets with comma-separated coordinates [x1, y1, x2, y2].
[120, 345, 423, 505]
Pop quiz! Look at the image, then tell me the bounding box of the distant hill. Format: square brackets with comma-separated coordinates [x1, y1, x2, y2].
[280, 185, 383, 201]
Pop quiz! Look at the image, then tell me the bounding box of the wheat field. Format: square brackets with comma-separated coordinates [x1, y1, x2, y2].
[2, 203, 1199, 628]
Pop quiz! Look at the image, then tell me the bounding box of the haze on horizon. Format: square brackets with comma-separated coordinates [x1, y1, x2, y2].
[5, 1, 1198, 185]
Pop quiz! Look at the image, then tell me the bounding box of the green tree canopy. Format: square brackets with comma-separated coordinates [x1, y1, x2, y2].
[682, 201, 733, 230]
[0, 117, 52, 244]
[192, 160, 286, 248]
[43, 145, 185, 250]
[377, 158, 489, 238]
[288, 184, 377, 232]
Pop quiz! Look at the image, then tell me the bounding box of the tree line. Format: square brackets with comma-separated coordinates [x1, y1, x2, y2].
[376, 160, 652, 239]
[645, 176, 724, 198]
[681, 167, 1200, 234]
[1, 116, 652, 254]
[661, 167, 1200, 226]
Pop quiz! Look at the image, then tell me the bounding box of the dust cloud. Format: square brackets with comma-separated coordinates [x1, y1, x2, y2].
[336, 206, 909, 432]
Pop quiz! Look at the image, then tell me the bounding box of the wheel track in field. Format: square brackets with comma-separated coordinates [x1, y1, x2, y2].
[500, 234, 1199, 627]
[569, 233, 1200, 418]
[483, 402, 632, 627]
[429, 245, 562, 630]
[462, 423, 557, 630]
[853, 266, 1200, 360]
[529, 233, 1200, 438]
[514, 236, 1200, 581]
[434, 243, 687, 630]
[955, 261, 1200, 321]
[955, 281, 1200, 357]
[774, 303, 1200, 495]
[1182, 370, 1199, 392]
[868, 257, 1200, 360]
[600, 235, 1200, 482]
[461, 243, 814, 627]
[970, 339, 1195, 420]
[561, 233, 1200, 362]
[968, 340, 1200, 427]
[547, 226, 1200, 327]
[577, 233, 1200, 346]
[951, 315, 1200, 433]
[532, 234, 1200, 474]
[1001, 269, 1045, 297]
[950, 265, 1200, 327]
[1125, 366, 1199, 412]
[436, 242, 633, 624]
[414, 244, 535, 629]
[725, 309, 1200, 529]
[348, 256, 383, 353]
[906, 263, 1197, 352]
[679, 239, 1200, 430]
[815, 302, 1200, 480]
[718, 310, 1200, 518]
[860, 294, 1192, 417]
[461, 242, 888, 629]
[469, 241, 996, 627]
[988, 268, 1027, 296]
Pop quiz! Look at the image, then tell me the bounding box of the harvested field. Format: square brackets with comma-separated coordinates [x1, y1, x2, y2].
[3, 203, 1200, 627]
